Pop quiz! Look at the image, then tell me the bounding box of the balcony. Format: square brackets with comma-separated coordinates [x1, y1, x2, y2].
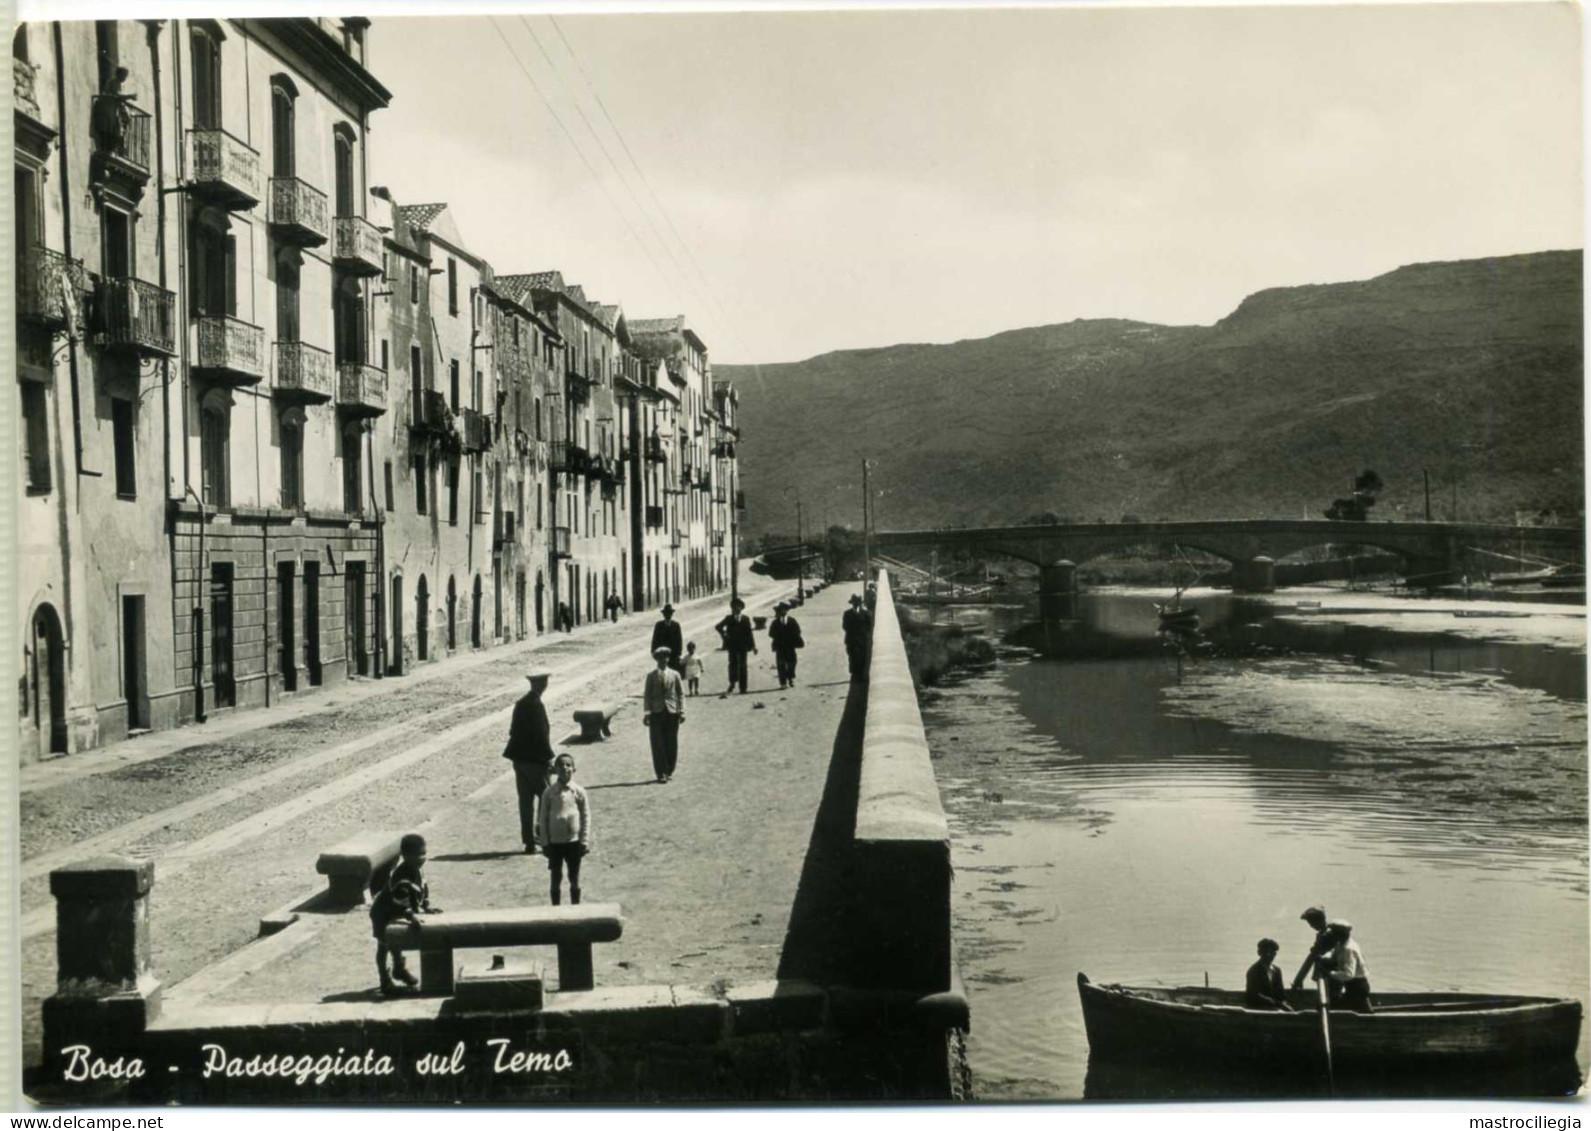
[552, 525, 572, 559]
[715, 440, 737, 459]
[712, 530, 726, 549]
[14, 58, 42, 122]
[549, 441, 590, 475]
[333, 215, 383, 276]
[94, 276, 176, 357]
[713, 485, 728, 505]
[91, 97, 152, 185]
[337, 361, 388, 417]
[411, 388, 453, 435]
[680, 464, 695, 487]
[193, 314, 266, 386]
[459, 407, 491, 453]
[268, 177, 329, 247]
[564, 365, 593, 401]
[17, 247, 87, 331]
[273, 341, 334, 403]
[644, 434, 667, 463]
[645, 505, 665, 530]
[186, 128, 262, 210]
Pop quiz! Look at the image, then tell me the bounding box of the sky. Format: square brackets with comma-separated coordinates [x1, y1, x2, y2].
[22, 1, 1582, 363]
[355, 3, 1581, 364]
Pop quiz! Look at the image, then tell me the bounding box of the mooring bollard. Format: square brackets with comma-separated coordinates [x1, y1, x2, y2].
[42, 855, 163, 1085]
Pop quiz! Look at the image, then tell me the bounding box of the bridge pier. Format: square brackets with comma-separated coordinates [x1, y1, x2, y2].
[1231, 556, 1275, 595]
[1039, 561, 1078, 620]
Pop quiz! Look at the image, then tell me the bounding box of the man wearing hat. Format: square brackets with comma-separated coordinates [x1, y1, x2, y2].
[715, 596, 757, 694]
[842, 592, 873, 682]
[502, 670, 556, 853]
[768, 601, 805, 689]
[642, 646, 686, 783]
[651, 604, 684, 674]
[1291, 905, 1336, 991]
[1321, 921, 1373, 1013]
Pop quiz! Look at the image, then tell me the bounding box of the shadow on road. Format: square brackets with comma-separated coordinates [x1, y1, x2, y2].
[584, 779, 661, 791]
[776, 680, 867, 985]
[431, 850, 524, 863]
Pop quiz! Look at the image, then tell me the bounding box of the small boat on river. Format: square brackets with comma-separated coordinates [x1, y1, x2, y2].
[1156, 603, 1199, 627]
[1077, 974, 1583, 1073]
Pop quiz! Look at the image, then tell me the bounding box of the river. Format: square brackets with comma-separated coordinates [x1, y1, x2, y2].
[913, 588, 1588, 1101]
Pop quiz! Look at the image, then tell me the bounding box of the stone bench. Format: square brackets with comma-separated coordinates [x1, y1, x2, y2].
[572, 703, 620, 741]
[382, 904, 624, 996]
[316, 831, 403, 905]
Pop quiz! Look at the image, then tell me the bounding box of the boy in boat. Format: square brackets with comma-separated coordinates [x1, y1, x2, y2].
[1322, 921, 1374, 1013]
[1245, 938, 1294, 1011]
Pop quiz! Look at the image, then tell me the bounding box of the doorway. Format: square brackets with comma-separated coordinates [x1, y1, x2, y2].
[121, 595, 147, 731]
[416, 575, 430, 661]
[446, 577, 457, 651]
[277, 562, 296, 691]
[304, 561, 322, 686]
[345, 561, 367, 676]
[390, 573, 404, 676]
[210, 563, 235, 708]
[470, 574, 482, 649]
[30, 604, 67, 757]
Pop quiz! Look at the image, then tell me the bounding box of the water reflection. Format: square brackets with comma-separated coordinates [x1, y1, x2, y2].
[919, 590, 1588, 1101]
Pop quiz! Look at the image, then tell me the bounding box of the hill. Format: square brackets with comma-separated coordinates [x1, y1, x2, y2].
[717, 251, 1583, 537]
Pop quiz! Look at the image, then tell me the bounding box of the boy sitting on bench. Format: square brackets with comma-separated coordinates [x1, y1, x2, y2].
[370, 832, 443, 996]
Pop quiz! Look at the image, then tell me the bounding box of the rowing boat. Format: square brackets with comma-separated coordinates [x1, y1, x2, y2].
[1077, 973, 1582, 1072]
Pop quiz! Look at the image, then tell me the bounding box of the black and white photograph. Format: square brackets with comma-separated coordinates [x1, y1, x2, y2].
[6, 0, 1586, 1110]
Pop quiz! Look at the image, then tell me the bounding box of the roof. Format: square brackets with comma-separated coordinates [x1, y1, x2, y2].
[628, 316, 684, 335]
[395, 203, 448, 233]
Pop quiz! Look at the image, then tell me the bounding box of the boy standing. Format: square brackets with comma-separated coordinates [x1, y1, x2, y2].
[682, 641, 705, 696]
[537, 753, 591, 906]
[369, 833, 441, 996]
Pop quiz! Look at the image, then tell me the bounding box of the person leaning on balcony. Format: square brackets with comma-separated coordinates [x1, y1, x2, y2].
[651, 604, 684, 673]
[502, 670, 556, 854]
[91, 66, 133, 155]
[715, 597, 757, 694]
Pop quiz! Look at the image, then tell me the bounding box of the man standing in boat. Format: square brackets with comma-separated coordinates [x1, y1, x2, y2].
[1322, 921, 1374, 1013]
[1290, 905, 1336, 991]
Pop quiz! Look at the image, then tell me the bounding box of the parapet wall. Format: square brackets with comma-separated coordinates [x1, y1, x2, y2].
[852, 570, 953, 991]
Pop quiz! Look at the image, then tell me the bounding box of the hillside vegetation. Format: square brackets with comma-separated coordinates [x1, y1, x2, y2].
[719, 251, 1583, 535]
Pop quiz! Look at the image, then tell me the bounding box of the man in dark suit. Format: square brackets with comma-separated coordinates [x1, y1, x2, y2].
[502, 670, 556, 854]
[768, 602, 805, 688]
[842, 593, 872, 682]
[650, 604, 684, 673]
[715, 597, 757, 694]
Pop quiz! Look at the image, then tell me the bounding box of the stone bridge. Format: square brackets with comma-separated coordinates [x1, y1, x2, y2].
[875, 520, 1585, 592]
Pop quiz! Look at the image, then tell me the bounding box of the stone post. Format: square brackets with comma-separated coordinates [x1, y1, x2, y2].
[1232, 555, 1276, 594]
[1038, 560, 1078, 620]
[42, 856, 162, 1068]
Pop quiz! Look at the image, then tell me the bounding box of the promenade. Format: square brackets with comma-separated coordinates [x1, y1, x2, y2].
[20, 574, 865, 1053]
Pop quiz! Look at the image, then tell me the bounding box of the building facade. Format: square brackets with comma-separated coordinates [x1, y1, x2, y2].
[13, 16, 740, 762]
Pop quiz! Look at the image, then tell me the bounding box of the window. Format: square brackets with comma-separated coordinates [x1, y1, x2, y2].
[447, 461, 459, 525]
[534, 397, 542, 440]
[22, 383, 50, 494]
[200, 397, 230, 507]
[514, 388, 522, 432]
[415, 454, 428, 514]
[342, 422, 363, 514]
[536, 485, 543, 530]
[472, 369, 482, 412]
[333, 127, 354, 217]
[474, 469, 484, 524]
[190, 24, 222, 131]
[112, 397, 136, 498]
[189, 213, 236, 316]
[409, 264, 419, 305]
[449, 359, 459, 411]
[270, 79, 295, 178]
[380, 339, 388, 372]
[381, 251, 389, 281]
[447, 258, 457, 316]
[410, 344, 423, 418]
[383, 459, 394, 511]
[275, 251, 300, 343]
[333, 275, 364, 364]
[279, 408, 303, 508]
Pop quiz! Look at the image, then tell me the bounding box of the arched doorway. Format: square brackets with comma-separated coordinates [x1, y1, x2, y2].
[470, 574, 483, 649]
[446, 576, 457, 651]
[416, 575, 430, 661]
[389, 572, 404, 676]
[29, 603, 66, 758]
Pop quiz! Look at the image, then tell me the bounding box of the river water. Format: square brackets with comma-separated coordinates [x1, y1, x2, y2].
[914, 589, 1588, 1101]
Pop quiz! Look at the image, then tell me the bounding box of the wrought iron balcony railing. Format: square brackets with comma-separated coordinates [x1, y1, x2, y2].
[552, 525, 572, 558]
[411, 388, 453, 434]
[273, 341, 335, 402]
[14, 58, 42, 122]
[186, 128, 263, 210]
[333, 215, 384, 277]
[268, 177, 330, 247]
[95, 276, 175, 357]
[337, 361, 387, 417]
[645, 434, 667, 463]
[193, 314, 266, 385]
[459, 407, 491, 452]
[91, 96, 152, 182]
[16, 247, 87, 331]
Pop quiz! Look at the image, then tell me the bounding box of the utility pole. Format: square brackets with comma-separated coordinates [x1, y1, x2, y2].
[796, 498, 805, 600]
[862, 458, 871, 581]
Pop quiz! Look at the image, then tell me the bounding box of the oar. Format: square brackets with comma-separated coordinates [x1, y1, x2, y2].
[1316, 978, 1336, 1095]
